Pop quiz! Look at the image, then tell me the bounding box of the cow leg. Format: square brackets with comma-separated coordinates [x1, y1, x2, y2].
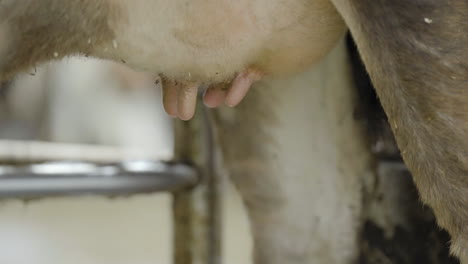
[330, 0, 468, 262]
[213, 40, 373, 264]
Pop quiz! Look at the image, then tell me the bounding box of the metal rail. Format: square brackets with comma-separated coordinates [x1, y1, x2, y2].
[172, 101, 221, 264]
[0, 96, 221, 264]
[0, 161, 197, 198]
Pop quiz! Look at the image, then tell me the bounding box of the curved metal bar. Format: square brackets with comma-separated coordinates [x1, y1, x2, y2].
[0, 161, 197, 199]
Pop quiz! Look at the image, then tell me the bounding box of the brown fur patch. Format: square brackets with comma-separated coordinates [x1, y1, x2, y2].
[331, 0, 468, 260]
[0, 0, 120, 80]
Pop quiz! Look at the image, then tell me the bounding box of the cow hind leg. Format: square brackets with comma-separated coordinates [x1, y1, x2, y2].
[213, 40, 372, 264]
[331, 0, 468, 262]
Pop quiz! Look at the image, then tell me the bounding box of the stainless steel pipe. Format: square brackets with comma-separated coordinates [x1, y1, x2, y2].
[0, 161, 197, 198]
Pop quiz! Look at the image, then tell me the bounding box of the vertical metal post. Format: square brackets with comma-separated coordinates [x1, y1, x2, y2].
[172, 103, 221, 264]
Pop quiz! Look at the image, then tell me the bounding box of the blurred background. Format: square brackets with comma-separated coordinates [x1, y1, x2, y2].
[0, 57, 251, 264]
